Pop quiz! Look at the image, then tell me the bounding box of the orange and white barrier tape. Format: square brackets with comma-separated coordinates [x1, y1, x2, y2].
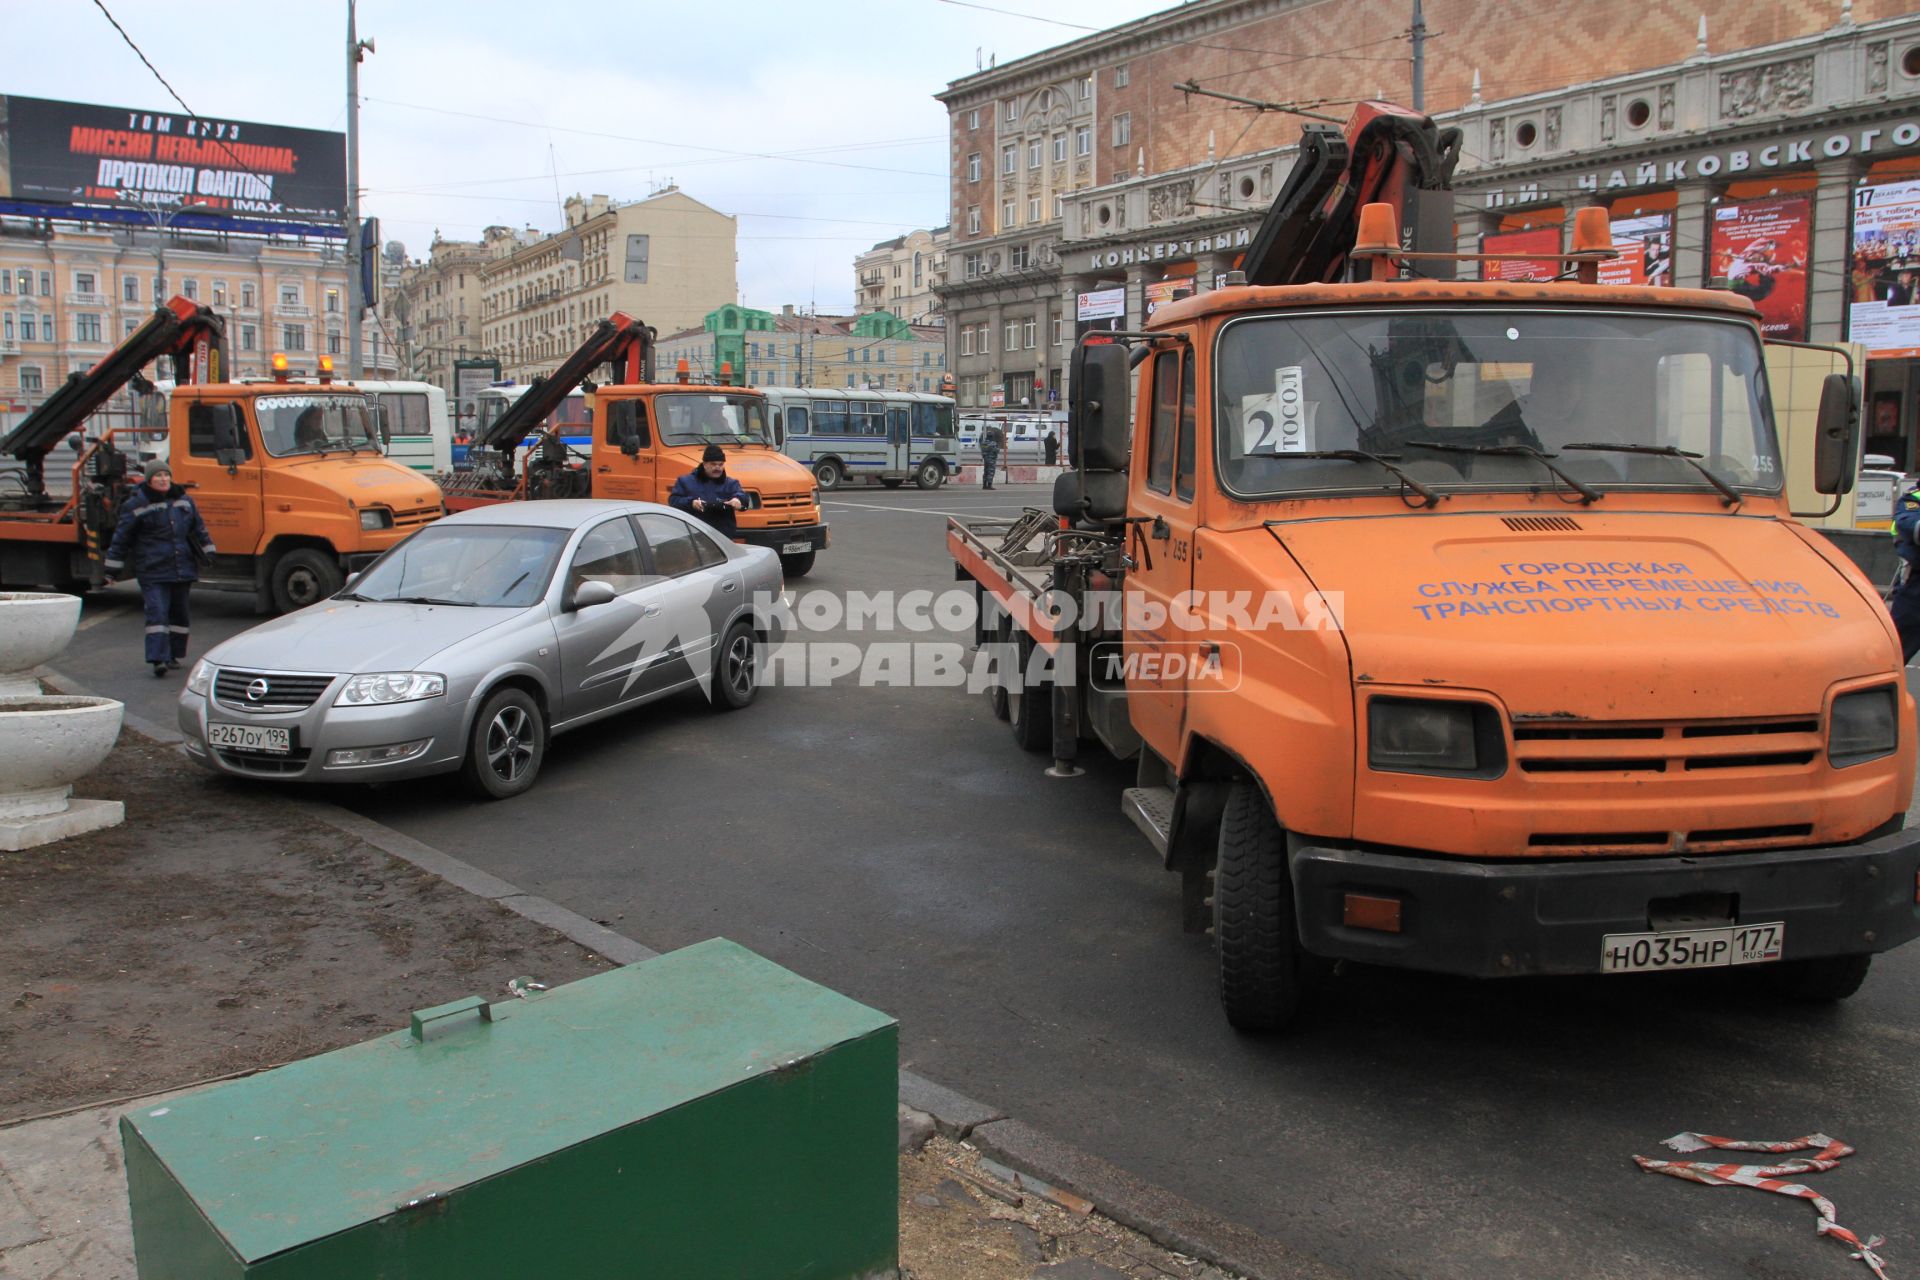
[1634, 1132, 1888, 1278]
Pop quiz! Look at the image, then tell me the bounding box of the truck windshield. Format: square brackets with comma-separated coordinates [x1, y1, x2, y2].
[256, 394, 382, 458]
[655, 394, 769, 447]
[347, 524, 567, 608]
[1214, 310, 1781, 501]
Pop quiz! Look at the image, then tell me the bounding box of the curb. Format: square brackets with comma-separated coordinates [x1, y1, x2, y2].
[45, 666, 1314, 1280]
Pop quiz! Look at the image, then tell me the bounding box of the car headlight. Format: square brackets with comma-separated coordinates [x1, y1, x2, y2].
[334, 672, 447, 706]
[360, 507, 394, 531]
[1829, 687, 1898, 768]
[186, 659, 214, 695]
[1367, 697, 1505, 777]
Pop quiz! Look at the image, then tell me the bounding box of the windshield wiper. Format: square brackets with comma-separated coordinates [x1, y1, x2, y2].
[384, 594, 471, 606]
[335, 590, 373, 601]
[1281, 450, 1441, 508]
[1406, 441, 1604, 504]
[1561, 443, 1742, 507]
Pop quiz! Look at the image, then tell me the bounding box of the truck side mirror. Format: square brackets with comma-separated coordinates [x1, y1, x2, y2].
[1812, 372, 1857, 496]
[1070, 342, 1132, 471]
[371, 404, 391, 446]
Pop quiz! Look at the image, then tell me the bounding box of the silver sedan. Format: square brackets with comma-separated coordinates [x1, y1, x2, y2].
[177, 499, 783, 798]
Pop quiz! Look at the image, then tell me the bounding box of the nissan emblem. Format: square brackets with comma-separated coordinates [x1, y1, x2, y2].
[246, 679, 270, 702]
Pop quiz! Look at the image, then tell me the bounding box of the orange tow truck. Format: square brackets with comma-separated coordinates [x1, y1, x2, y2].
[440, 313, 828, 577]
[0, 297, 444, 612]
[950, 102, 1919, 1030]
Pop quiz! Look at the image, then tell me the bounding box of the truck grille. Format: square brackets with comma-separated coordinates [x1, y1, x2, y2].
[213, 668, 338, 714]
[750, 491, 815, 526]
[392, 505, 440, 529]
[1512, 716, 1820, 776]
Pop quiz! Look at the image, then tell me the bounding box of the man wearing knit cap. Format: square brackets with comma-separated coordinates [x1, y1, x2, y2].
[103, 460, 217, 677]
[669, 443, 746, 536]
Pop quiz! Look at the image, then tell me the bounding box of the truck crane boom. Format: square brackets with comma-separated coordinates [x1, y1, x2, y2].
[470, 312, 655, 455]
[1, 296, 227, 498]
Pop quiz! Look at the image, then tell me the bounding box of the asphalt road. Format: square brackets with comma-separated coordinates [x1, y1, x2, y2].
[51, 484, 1920, 1280]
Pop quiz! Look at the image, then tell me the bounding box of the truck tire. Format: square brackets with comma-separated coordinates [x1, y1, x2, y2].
[1007, 625, 1051, 752]
[915, 460, 945, 490]
[1214, 780, 1303, 1032]
[780, 549, 816, 578]
[460, 685, 545, 800]
[711, 621, 758, 710]
[813, 459, 843, 490]
[1761, 953, 1872, 1004]
[269, 549, 344, 613]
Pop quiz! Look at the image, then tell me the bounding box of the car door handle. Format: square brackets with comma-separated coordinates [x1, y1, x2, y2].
[596, 466, 612, 473]
[642, 604, 661, 617]
[722, 580, 737, 592]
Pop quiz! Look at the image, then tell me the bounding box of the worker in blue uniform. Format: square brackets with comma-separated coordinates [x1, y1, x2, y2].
[1890, 484, 1920, 662]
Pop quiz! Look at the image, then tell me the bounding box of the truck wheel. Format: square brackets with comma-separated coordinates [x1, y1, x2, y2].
[915, 461, 945, 490]
[711, 621, 758, 711]
[1214, 780, 1303, 1032]
[460, 686, 545, 799]
[1007, 625, 1052, 752]
[1761, 954, 1872, 1004]
[813, 459, 843, 491]
[269, 549, 344, 613]
[780, 549, 816, 578]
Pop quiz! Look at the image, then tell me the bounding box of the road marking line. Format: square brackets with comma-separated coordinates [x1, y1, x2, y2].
[76, 605, 132, 631]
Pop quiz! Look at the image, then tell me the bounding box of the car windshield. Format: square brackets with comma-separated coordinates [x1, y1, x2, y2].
[256, 394, 382, 458]
[1214, 309, 1782, 500]
[347, 524, 567, 608]
[655, 394, 770, 447]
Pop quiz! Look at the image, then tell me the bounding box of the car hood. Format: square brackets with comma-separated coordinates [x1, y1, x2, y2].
[205, 601, 527, 674]
[1260, 511, 1896, 720]
[280, 453, 444, 512]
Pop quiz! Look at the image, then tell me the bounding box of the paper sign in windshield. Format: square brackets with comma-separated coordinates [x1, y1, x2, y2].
[1243, 367, 1313, 454]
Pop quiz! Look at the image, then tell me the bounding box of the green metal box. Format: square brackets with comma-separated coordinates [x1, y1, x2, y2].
[121, 939, 898, 1278]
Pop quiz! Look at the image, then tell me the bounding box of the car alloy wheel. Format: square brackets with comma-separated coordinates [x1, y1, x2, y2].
[486, 704, 536, 783]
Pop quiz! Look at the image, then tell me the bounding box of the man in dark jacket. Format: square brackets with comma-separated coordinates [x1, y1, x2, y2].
[104, 461, 217, 677]
[1890, 483, 1920, 662]
[669, 444, 746, 536]
[980, 423, 1004, 490]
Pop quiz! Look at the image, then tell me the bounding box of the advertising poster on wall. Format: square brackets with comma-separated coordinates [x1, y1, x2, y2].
[1848, 178, 1920, 359]
[1597, 213, 1674, 287]
[1076, 287, 1127, 344]
[0, 94, 345, 227]
[1144, 277, 1195, 318]
[1480, 228, 1562, 281]
[1706, 196, 1811, 340]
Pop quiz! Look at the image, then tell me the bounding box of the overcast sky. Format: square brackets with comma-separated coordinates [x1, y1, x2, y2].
[11, 0, 1174, 314]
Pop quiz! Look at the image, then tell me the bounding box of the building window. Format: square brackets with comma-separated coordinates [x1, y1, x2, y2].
[20, 366, 42, 393]
[961, 327, 974, 356]
[1052, 134, 1067, 164]
[2, 315, 10, 340]
[1004, 100, 1017, 122]
[242, 285, 255, 309]
[1004, 321, 1019, 351]
[967, 206, 981, 236]
[1028, 139, 1042, 168]
[967, 152, 981, 183]
[1029, 196, 1041, 224]
[282, 325, 306, 351]
[213, 282, 226, 306]
[326, 289, 340, 314]
[327, 331, 342, 355]
[121, 275, 135, 302]
[978, 322, 992, 353]
[1075, 126, 1091, 157]
[1053, 317, 1066, 345]
[124, 319, 138, 337]
[0, 272, 10, 296]
[1009, 244, 1030, 270]
[1002, 198, 1016, 228]
[1055, 193, 1065, 220]
[75, 272, 96, 296]
[280, 286, 301, 307]
[1023, 317, 1036, 349]
[968, 108, 980, 129]
[182, 279, 197, 301]
[37, 272, 50, 296]
[75, 313, 102, 343]
[1080, 74, 1093, 100]
[1002, 144, 1016, 175]
[1113, 113, 1131, 147]
[16, 270, 30, 295]
[1115, 64, 1131, 88]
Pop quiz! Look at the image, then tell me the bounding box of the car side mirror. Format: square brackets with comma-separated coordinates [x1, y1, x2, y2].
[571, 580, 617, 611]
[68, 432, 85, 453]
[620, 433, 641, 457]
[343, 571, 361, 589]
[1812, 372, 1857, 496]
[372, 404, 392, 446]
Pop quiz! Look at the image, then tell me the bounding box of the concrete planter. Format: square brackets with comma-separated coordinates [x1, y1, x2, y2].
[0, 695, 125, 850]
[0, 591, 83, 697]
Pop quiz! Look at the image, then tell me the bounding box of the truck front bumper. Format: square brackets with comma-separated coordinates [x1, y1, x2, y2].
[1291, 829, 1920, 977]
[738, 523, 828, 554]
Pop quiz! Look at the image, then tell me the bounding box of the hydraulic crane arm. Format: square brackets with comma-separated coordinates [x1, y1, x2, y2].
[473, 311, 655, 453]
[1240, 101, 1464, 288]
[1, 296, 227, 464]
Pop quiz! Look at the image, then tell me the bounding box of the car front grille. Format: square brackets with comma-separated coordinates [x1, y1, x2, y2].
[213, 668, 338, 714]
[392, 505, 441, 528]
[1512, 716, 1821, 776]
[214, 747, 313, 775]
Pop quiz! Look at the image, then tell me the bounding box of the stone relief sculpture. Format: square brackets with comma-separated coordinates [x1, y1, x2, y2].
[1866, 42, 1890, 95]
[1600, 95, 1617, 141]
[1148, 180, 1194, 223]
[1719, 57, 1814, 119]
[1544, 107, 1562, 150]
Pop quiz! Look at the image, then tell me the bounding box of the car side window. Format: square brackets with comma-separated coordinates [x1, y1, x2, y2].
[187, 402, 252, 459]
[567, 517, 649, 596]
[604, 399, 651, 448]
[635, 513, 708, 578]
[787, 406, 809, 436]
[686, 522, 728, 569]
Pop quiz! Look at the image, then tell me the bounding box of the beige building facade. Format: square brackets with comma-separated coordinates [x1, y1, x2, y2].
[479, 189, 737, 384]
[0, 218, 395, 428]
[388, 233, 490, 399]
[854, 227, 950, 324]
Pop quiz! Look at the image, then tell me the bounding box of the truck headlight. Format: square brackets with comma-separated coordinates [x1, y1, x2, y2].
[360, 507, 394, 531]
[1367, 697, 1505, 777]
[335, 672, 446, 706]
[186, 659, 214, 695]
[1829, 687, 1898, 768]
